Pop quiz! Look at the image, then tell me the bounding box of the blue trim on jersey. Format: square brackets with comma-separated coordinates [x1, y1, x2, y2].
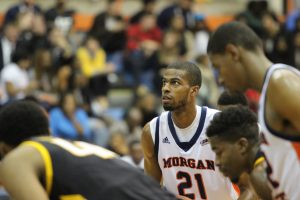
[262, 65, 300, 141]
[167, 107, 207, 152]
[154, 116, 160, 159]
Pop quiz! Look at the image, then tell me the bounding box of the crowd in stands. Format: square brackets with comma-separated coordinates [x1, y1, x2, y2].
[0, 0, 299, 167]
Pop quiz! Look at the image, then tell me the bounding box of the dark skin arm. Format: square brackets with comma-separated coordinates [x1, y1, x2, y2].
[237, 173, 261, 200]
[0, 145, 48, 200]
[250, 162, 272, 200]
[141, 123, 162, 183]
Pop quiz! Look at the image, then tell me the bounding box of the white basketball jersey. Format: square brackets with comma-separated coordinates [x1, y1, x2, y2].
[258, 64, 300, 200]
[150, 106, 238, 200]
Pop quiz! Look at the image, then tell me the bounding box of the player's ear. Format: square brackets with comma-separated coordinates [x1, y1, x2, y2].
[191, 86, 199, 97]
[236, 138, 249, 154]
[225, 44, 240, 61]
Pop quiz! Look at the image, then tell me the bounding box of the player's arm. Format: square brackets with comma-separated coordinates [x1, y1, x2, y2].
[237, 174, 260, 200]
[249, 162, 272, 200]
[0, 145, 49, 200]
[268, 71, 300, 133]
[141, 122, 162, 183]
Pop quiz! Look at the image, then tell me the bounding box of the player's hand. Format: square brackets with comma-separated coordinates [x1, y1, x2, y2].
[176, 195, 192, 200]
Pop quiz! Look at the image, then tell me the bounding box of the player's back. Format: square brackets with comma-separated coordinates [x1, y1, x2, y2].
[258, 64, 300, 200]
[150, 106, 238, 200]
[23, 137, 176, 200]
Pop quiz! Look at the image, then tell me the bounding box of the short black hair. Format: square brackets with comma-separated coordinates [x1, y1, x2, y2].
[206, 106, 259, 144]
[167, 61, 202, 87]
[207, 21, 262, 54]
[218, 90, 248, 107]
[0, 100, 49, 146]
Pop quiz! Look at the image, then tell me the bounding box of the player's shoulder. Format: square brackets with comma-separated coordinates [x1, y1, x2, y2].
[0, 143, 44, 174]
[269, 64, 300, 86]
[198, 106, 220, 120]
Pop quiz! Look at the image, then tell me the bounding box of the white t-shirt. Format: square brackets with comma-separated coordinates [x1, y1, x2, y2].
[0, 63, 29, 103]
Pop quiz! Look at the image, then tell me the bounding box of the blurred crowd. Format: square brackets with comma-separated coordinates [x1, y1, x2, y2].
[0, 0, 298, 168]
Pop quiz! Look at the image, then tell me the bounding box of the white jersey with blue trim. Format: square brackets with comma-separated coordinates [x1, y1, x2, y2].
[258, 64, 300, 200]
[149, 106, 238, 200]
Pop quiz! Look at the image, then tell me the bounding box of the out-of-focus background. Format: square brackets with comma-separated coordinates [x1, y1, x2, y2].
[0, 0, 298, 168]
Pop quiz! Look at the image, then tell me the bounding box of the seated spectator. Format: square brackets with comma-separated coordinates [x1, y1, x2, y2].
[0, 49, 38, 104]
[76, 35, 115, 98]
[121, 140, 144, 170]
[130, 0, 157, 25]
[125, 13, 161, 89]
[261, 11, 290, 64]
[45, 0, 75, 36]
[3, 0, 42, 25]
[193, 14, 211, 55]
[49, 92, 92, 141]
[195, 54, 219, 107]
[0, 23, 19, 72]
[168, 14, 195, 60]
[31, 48, 58, 108]
[47, 27, 73, 71]
[89, 0, 126, 73]
[157, 0, 195, 31]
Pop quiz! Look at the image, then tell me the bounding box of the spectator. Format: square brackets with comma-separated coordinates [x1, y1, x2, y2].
[31, 48, 58, 108]
[261, 11, 290, 64]
[45, 0, 75, 36]
[49, 92, 92, 141]
[0, 23, 19, 72]
[47, 26, 73, 71]
[0, 49, 38, 104]
[193, 14, 211, 55]
[130, 0, 157, 24]
[195, 54, 219, 107]
[121, 140, 144, 170]
[76, 35, 115, 97]
[157, 0, 195, 31]
[168, 14, 195, 60]
[125, 13, 161, 89]
[3, 0, 42, 25]
[89, 0, 126, 73]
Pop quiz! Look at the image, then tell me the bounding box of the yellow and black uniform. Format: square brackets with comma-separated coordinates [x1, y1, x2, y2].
[22, 137, 176, 200]
[253, 151, 265, 169]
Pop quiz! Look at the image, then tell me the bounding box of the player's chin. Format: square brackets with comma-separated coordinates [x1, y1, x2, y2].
[162, 104, 174, 111]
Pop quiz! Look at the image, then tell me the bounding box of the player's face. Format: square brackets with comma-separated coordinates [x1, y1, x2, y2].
[161, 69, 194, 111]
[209, 136, 245, 183]
[209, 53, 248, 92]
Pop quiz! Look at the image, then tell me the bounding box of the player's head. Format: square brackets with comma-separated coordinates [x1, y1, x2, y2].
[207, 22, 263, 92]
[162, 61, 201, 111]
[217, 90, 248, 110]
[206, 106, 259, 183]
[0, 100, 50, 158]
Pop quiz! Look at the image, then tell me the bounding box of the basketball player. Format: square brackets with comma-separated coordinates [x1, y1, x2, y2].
[142, 61, 239, 200]
[0, 100, 180, 200]
[208, 21, 300, 199]
[217, 91, 263, 200]
[206, 106, 268, 200]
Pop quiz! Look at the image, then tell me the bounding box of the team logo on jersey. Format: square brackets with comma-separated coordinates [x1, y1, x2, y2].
[162, 137, 170, 144]
[200, 138, 208, 146]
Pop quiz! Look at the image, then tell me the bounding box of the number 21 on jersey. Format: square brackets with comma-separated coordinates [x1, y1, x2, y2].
[177, 171, 207, 200]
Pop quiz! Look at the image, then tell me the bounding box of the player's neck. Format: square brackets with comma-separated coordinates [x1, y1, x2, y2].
[243, 50, 273, 91]
[247, 144, 260, 173]
[171, 105, 197, 129]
